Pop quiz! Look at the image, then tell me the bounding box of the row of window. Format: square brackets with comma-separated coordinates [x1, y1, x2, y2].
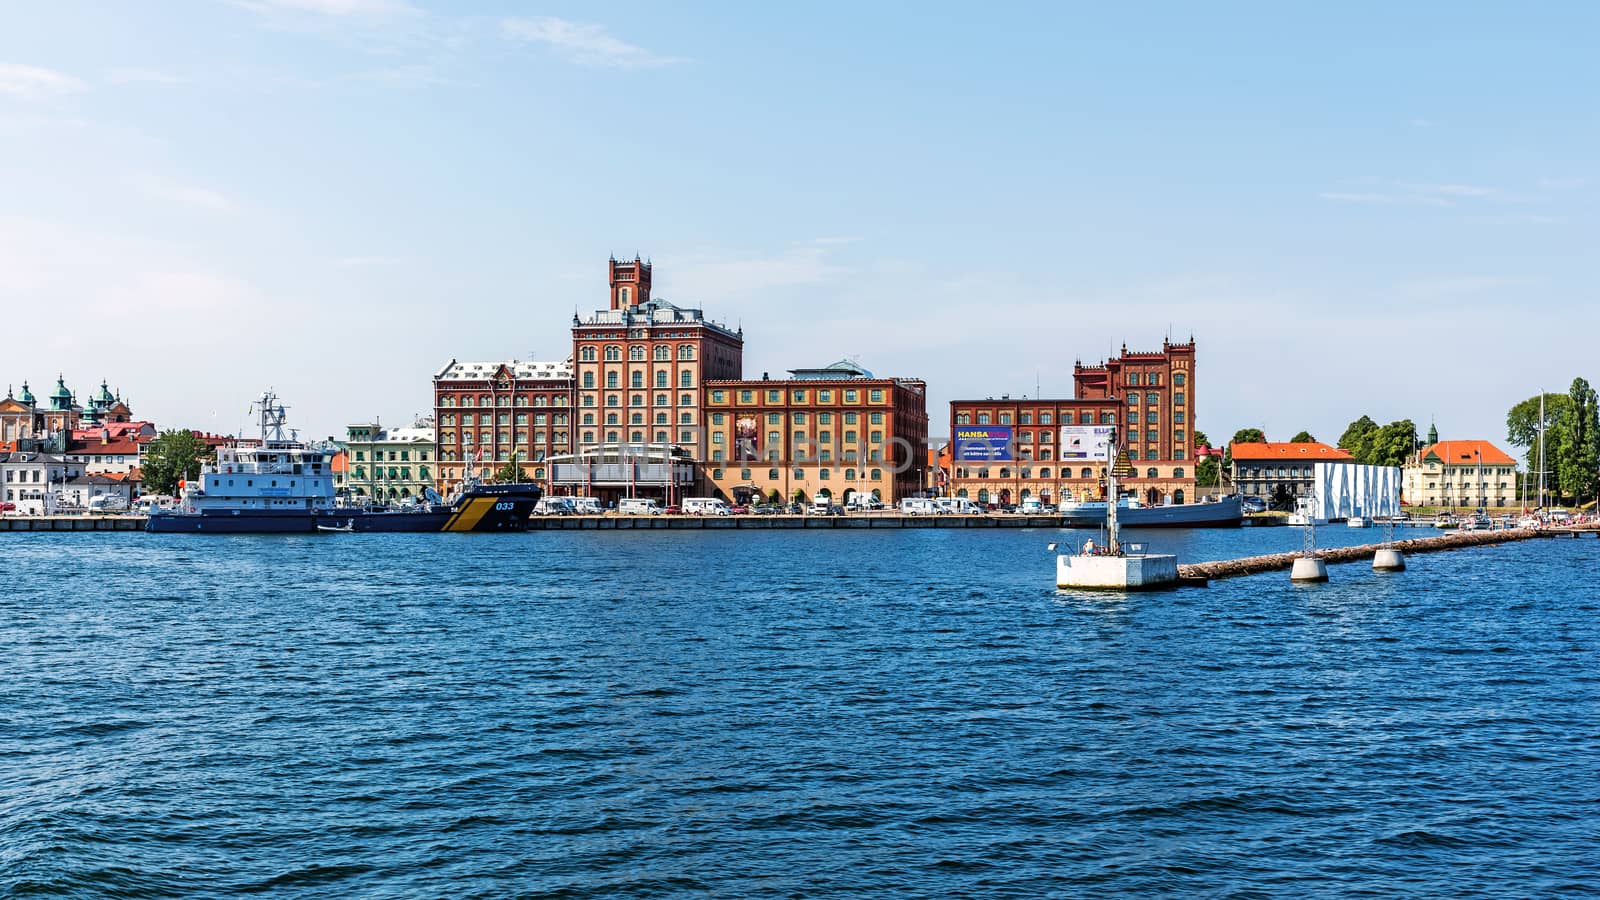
[438, 394, 568, 407]
[1126, 372, 1187, 386]
[439, 413, 566, 427]
[441, 431, 570, 445]
[351, 466, 432, 480]
[709, 467, 886, 482]
[953, 467, 1189, 480]
[1125, 410, 1186, 424]
[351, 449, 432, 461]
[956, 411, 1118, 426]
[583, 371, 698, 389]
[1423, 482, 1511, 490]
[578, 345, 697, 362]
[1128, 392, 1186, 405]
[708, 388, 885, 405]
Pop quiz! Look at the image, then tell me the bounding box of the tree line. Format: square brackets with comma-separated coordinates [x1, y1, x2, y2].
[1507, 377, 1598, 505]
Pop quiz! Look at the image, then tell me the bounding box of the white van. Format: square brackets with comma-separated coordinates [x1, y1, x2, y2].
[534, 497, 575, 516]
[900, 497, 938, 516]
[683, 497, 732, 516]
[847, 493, 885, 511]
[569, 497, 603, 515]
[808, 497, 839, 516]
[618, 497, 664, 515]
[1019, 497, 1044, 514]
[940, 498, 984, 515]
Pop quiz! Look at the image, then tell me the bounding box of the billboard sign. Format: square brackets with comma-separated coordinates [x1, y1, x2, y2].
[953, 425, 1013, 461]
[1060, 425, 1114, 461]
[735, 415, 760, 461]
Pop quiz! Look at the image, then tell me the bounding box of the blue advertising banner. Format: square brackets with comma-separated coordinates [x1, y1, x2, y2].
[953, 425, 1013, 461]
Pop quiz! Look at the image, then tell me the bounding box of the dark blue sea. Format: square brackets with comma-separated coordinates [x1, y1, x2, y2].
[2, 525, 1597, 897]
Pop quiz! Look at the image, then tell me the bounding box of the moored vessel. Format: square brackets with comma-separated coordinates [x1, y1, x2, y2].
[1058, 494, 1242, 528]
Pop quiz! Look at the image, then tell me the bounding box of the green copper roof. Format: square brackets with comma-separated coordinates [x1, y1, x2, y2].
[18, 381, 34, 404]
[95, 380, 116, 404]
[49, 375, 73, 410]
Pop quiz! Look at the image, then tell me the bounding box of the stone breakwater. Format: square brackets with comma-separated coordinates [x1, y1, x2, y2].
[1177, 528, 1539, 581]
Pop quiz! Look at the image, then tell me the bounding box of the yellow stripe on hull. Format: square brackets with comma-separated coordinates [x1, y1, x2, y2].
[446, 496, 496, 532]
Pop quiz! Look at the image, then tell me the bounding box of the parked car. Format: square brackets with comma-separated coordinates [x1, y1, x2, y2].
[1241, 496, 1269, 514]
[0, 501, 14, 513]
[751, 504, 780, 515]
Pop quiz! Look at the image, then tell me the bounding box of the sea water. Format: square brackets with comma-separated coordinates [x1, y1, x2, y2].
[2, 528, 1596, 896]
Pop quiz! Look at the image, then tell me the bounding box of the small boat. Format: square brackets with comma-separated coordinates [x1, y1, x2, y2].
[1461, 514, 1494, 531]
[316, 521, 354, 533]
[1287, 497, 1327, 527]
[1434, 513, 1459, 529]
[1346, 515, 1370, 528]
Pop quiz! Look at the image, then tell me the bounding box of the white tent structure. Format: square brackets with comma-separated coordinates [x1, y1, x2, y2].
[1313, 462, 1401, 521]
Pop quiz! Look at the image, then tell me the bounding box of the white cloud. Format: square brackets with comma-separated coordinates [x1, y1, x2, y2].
[501, 17, 686, 69]
[1537, 177, 1589, 190]
[0, 63, 86, 99]
[129, 174, 237, 214]
[1319, 191, 1451, 207]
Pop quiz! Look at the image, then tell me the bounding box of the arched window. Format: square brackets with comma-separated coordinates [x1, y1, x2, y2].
[870, 469, 882, 480]
[678, 345, 694, 360]
[957, 488, 969, 498]
[606, 396, 618, 407]
[619, 287, 630, 305]
[844, 468, 856, 481]
[680, 394, 692, 406]
[461, 396, 474, 407]
[654, 345, 670, 361]
[1174, 488, 1185, 504]
[1081, 467, 1093, 478]
[631, 431, 643, 443]
[607, 430, 619, 442]
[582, 413, 594, 425]
[605, 372, 618, 389]
[1147, 468, 1158, 478]
[655, 371, 667, 388]
[978, 489, 989, 503]
[582, 372, 594, 388]
[655, 431, 667, 443]
[769, 469, 780, 480]
[631, 371, 643, 388]
[606, 413, 618, 425]
[604, 345, 621, 362]
[1039, 467, 1052, 479]
[580, 346, 596, 362]
[1173, 467, 1185, 478]
[1174, 373, 1186, 386]
[629, 346, 645, 361]
[679, 372, 692, 388]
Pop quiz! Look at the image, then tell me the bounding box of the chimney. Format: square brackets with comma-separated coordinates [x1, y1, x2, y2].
[101, 428, 109, 445]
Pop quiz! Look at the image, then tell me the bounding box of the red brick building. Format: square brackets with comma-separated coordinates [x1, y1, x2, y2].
[570, 256, 743, 454]
[948, 339, 1198, 506]
[433, 359, 573, 493]
[702, 360, 929, 504]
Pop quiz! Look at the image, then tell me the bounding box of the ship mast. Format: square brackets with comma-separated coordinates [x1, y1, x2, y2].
[1106, 425, 1120, 554]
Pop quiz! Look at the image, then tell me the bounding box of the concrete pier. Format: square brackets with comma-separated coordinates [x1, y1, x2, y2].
[1179, 528, 1538, 582]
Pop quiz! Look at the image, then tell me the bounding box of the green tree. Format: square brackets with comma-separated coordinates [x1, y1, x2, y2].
[1337, 415, 1380, 464]
[1289, 430, 1316, 443]
[1506, 391, 1573, 494]
[142, 429, 211, 495]
[1556, 377, 1599, 504]
[1192, 430, 1219, 487]
[1369, 419, 1419, 468]
[493, 461, 522, 483]
[1221, 428, 1264, 482]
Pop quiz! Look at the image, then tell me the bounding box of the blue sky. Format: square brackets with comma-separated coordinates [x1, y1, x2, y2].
[2, 1, 1595, 449]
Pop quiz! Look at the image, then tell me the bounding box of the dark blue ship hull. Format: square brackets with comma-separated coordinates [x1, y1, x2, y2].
[146, 484, 541, 534]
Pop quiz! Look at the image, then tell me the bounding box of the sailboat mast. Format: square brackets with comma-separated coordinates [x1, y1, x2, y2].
[1538, 392, 1546, 510]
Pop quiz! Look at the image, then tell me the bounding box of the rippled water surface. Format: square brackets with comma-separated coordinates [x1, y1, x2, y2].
[3, 527, 1597, 897]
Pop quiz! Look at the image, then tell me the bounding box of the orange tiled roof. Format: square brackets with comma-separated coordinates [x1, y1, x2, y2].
[1229, 441, 1354, 461]
[1418, 440, 1516, 466]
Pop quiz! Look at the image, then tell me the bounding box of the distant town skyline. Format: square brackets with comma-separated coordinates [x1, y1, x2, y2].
[2, 2, 1595, 446]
